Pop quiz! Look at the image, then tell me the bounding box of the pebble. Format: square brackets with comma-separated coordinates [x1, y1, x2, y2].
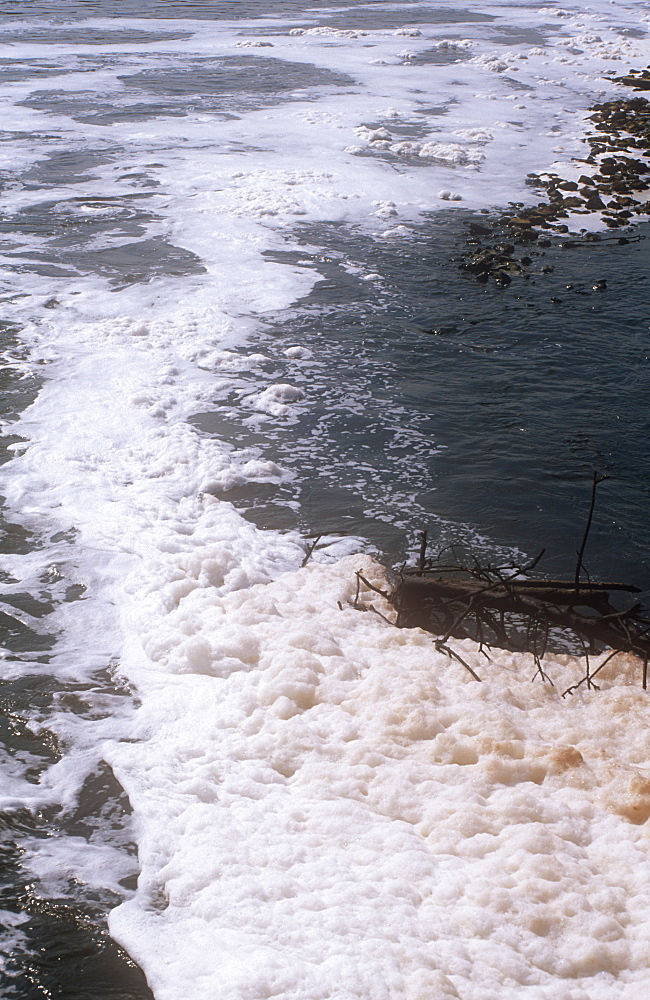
[456, 70, 650, 287]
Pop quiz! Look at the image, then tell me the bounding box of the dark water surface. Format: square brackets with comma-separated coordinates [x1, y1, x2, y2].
[0, 1, 495, 23]
[204, 217, 650, 598]
[0, 328, 153, 998]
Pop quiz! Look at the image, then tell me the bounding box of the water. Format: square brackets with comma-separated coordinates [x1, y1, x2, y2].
[239, 218, 650, 590]
[0, 2, 649, 998]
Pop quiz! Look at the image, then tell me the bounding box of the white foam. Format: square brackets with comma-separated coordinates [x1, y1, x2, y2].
[283, 346, 312, 360]
[104, 555, 650, 1000]
[0, 909, 30, 979]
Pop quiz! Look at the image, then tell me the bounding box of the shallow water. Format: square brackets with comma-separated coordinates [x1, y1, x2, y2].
[227, 217, 650, 594]
[0, 2, 649, 998]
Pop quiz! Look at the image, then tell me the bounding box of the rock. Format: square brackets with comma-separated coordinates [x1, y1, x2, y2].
[456, 82, 650, 288]
[468, 223, 492, 236]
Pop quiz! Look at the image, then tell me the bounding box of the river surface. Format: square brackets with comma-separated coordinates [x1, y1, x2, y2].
[1, 3, 649, 999]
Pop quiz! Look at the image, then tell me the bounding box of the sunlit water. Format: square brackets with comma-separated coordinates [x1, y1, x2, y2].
[0, 3, 649, 998]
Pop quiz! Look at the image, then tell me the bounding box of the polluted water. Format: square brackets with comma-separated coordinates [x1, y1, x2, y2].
[0, 2, 649, 999]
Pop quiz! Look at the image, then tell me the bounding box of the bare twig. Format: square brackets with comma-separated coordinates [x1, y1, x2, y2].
[581, 636, 595, 691]
[355, 571, 391, 601]
[562, 648, 620, 698]
[353, 572, 361, 609]
[368, 605, 397, 627]
[418, 530, 428, 575]
[301, 534, 322, 567]
[435, 639, 482, 682]
[531, 651, 554, 685]
[574, 472, 610, 591]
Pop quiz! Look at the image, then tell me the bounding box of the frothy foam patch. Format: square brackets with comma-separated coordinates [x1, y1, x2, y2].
[105, 554, 650, 1000]
[283, 345, 312, 360]
[0, 910, 30, 980]
[0, 0, 646, 250]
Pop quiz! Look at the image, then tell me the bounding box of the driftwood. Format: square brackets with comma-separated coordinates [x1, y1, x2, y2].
[398, 575, 638, 609]
[391, 566, 650, 692]
[395, 571, 649, 652]
[346, 475, 649, 691]
[390, 482, 650, 691]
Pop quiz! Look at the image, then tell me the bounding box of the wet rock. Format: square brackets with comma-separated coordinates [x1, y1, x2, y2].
[613, 68, 650, 91]
[584, 193, 605, 210]
[456, 79, 650, 288]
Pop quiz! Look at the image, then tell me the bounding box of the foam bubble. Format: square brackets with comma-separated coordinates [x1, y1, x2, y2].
[284, 346, 312, 360]
[252, 383, 306, 416]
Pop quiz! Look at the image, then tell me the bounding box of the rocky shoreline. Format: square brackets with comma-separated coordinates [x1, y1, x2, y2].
[456, 67, 650, 286]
